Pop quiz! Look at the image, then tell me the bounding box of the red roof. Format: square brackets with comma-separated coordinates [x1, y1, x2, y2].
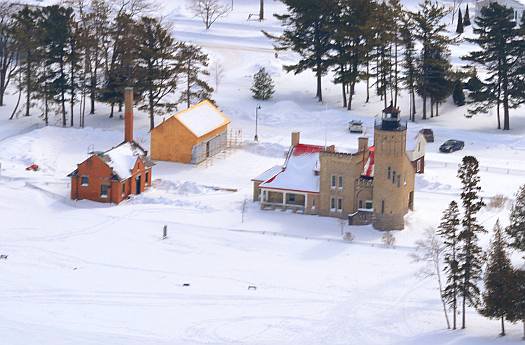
[292, 144, 324, 156]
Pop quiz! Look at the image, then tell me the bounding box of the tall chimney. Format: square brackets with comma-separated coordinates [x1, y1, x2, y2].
[124, 87, 133, 143]
[291, 132, 300, 146]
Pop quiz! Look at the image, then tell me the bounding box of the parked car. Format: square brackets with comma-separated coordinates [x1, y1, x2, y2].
[349, 120, 364, 133]
[419, 128, 434, 143]
[439, 139, 464, 153]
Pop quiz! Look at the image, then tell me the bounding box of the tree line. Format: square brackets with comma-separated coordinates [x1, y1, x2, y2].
[414, 156, 525, 336]
[268, 0, 525, 130]
[0, 0, 214, 130]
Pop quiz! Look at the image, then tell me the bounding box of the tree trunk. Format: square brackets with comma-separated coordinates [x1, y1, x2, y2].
[411, 89, 416, 121]
[342, 81, 347, 108]
[461, 294, 466, 329]
[149, 89, 154, 131]
[430, 98, 434, 118]
[0, 73, 5, 106]
[436, 260, 451, 329]
[422, 95, 427, 120]
[25, 60, 31, 117]
[259, 0, 264, 20]
[316, 70, 322, 102]
[394, 41, 398, 108]
[9, 71, 22, 120]
[348, 82, 355, 110]
[366, 59, 370, 103]
[500, 316, 505, 336]
[110, 102, 114, 118]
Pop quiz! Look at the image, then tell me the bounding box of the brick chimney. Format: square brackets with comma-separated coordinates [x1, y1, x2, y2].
[124, 87, 134, 143]
[358, 137, 369, 152]
[291, 132, 300, 146]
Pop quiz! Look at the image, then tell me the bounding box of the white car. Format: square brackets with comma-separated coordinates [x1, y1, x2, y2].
[349, 120, 364, 133]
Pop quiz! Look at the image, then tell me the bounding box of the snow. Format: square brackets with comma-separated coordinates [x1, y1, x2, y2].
[103, 142, 144, 179]
[252, 165, 283, 181]
[174, 101, 230, 137]
[259, 144, 323, 193]
[1, 0, 525, 344]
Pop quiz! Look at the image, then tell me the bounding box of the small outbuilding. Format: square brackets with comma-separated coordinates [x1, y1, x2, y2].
[69, 87, 154, 204]
[150, 100, 231, 164]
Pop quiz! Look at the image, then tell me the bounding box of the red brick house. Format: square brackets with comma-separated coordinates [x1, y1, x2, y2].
[69, 87, 154, 204]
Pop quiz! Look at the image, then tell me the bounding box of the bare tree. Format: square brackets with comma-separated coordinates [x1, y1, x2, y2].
[211, 60, 224, 91]
[189, 0, 229, 30]
[411, 227, 451, 329]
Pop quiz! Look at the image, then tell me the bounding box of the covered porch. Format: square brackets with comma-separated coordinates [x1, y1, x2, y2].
[259, 188, 308, 213]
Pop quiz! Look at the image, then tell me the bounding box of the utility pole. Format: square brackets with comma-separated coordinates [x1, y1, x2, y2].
[259, 0, 264, 20]
[254, 104, 261, 142]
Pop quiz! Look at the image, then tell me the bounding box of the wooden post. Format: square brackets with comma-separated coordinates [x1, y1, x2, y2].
[163, 225, 167, 239]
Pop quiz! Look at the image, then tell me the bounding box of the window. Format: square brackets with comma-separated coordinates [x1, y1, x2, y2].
[338, 176, 343, 189]
[365, 200, 373, 209]
[81, 176, 89, 186]
[288, 194, 296, 203]
[392, 171, 396, 183]
[359, 200, 363, 209]
[121, 183, 126, 195]
[330, 197, 336, 210]
[397, 175, 401, 187]
[381, 200, 385, 214]
[331, 175, 336, 188]
[100, 184, 109, 198]
[387, 167, 391, 178]
[337, 198, 343, 211]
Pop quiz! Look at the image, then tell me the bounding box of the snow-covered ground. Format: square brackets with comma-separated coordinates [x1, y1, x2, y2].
[1, 0, 525, 344]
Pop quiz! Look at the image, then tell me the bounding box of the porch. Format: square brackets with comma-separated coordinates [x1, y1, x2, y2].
[260, 189, 308, 213]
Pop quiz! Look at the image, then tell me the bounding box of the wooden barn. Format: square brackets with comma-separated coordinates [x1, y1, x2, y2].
[69, 88, 154, 204]
[150, 100, 231, 164]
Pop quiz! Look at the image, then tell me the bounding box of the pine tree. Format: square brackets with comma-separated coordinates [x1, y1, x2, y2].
[438, 201, 461, 329]
[12, 6, 43, 118]
[480, 220, 514, 336]
[507, 184, 525, 255]
[463, 3, 521, 130]
[452, 79, 466, 106]
[464, 4, 471, 27]
[263, 0, 335, 102]
[135, 17, 180, 130]
[412, 0, 452, 120]
[251, 67, 275, 100]
[507, 268, 525, 339]
[456, 8, 464, 34]
[400, 12, 417, 121]
[176, 43, 213, 108]
[457, 156, 486, 329]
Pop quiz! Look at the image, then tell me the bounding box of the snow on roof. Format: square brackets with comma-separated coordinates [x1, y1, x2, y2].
[175, 100, 230, 137]
[252, 165, 283, 182]
[102, 142, 145, 179]
[259, 144, 323, 193]
[362, 146, 375, 178]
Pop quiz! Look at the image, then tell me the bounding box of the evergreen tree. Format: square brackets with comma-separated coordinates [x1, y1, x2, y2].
[135, 16, 180, 130]
[0, 1, 18, 107]
[507, 184, 525, 255]
[176, 43, 213, 108]
[456, 8, 464, 34]
[263, 0, 335, 102]
[438, 200, 461, 329]
[480, 220, 514, 336]
[400, 11, 417, 121]
[457, 155, 486, 329]
[452, 79, 466, 106]
[12, 6, 43, 118]
[412, 0, 452, 120]
[507, 268, 525, 339]
[464, 4, 471, 27]
[251, 67, 275, 100]
[463, 3, 522, 130]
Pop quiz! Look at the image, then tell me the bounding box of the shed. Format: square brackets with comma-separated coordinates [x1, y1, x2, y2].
[150, 100, 231, 164]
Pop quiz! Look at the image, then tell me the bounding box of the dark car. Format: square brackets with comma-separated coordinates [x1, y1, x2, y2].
[439, 139, 464, 153]
[419, 128, 434, 143]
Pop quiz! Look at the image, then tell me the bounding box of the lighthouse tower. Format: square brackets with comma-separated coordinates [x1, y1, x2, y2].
[372, 104, 415, 230]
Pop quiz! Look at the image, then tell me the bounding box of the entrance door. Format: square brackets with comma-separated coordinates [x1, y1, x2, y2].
[136, 175, 141, 195]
